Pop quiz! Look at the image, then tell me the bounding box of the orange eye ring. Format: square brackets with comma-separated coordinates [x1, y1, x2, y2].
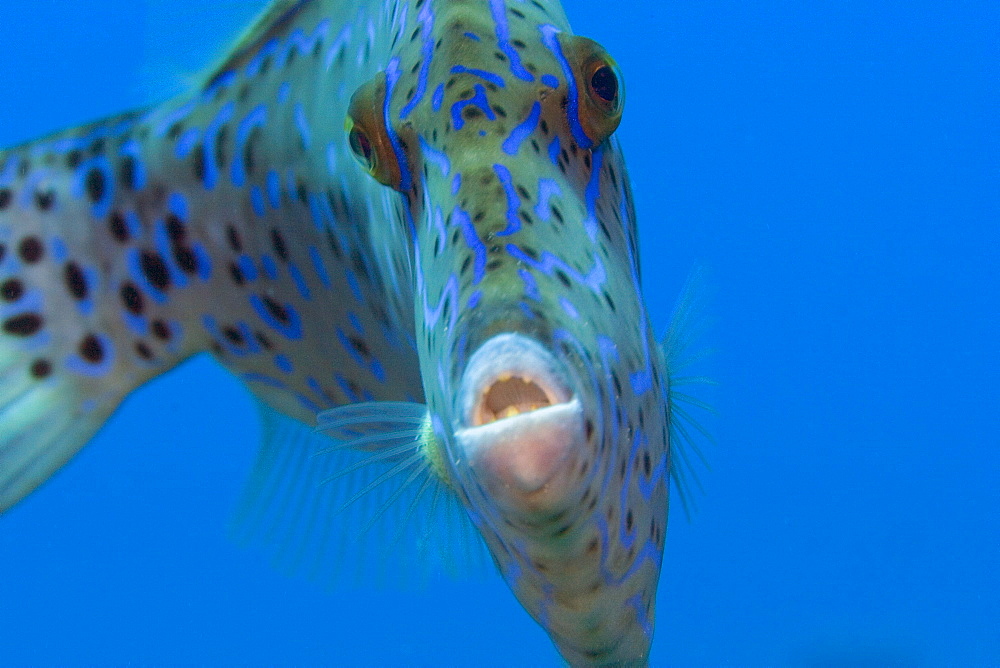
[557, 35, 626, 146]
[345, 73, 406, 190]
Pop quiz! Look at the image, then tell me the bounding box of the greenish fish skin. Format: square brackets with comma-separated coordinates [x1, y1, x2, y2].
[0, 1, 675, 664]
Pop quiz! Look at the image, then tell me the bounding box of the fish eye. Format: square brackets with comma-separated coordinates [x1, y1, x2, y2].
[558, 35, 626, 146]
[345, 74, 406, 191]
[346, 122, 376, 171]
[588, 62, 620, 109]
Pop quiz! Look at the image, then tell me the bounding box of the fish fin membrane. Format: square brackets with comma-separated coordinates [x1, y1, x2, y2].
[662, 264, 717, 520]
[232, 401, 489, 588]
[0, 369, 130, 513]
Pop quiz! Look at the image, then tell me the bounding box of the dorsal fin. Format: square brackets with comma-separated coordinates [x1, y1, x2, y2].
[199, 0, 314, 90]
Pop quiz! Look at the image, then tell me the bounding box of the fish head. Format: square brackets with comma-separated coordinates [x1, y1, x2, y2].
[343, 2, 670, 664]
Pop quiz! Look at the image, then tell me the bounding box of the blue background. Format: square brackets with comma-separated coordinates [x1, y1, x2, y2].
[0, 1, 996, 665]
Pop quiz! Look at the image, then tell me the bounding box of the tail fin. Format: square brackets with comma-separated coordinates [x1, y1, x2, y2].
[0, 112, 195, 512]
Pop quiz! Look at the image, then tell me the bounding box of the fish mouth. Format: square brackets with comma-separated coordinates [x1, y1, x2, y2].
[455, 333, 584, 509]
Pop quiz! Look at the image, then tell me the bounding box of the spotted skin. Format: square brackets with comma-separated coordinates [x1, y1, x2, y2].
[0, 1, 673, 665]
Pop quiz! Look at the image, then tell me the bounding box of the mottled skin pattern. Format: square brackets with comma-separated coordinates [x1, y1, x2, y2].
[0, 1, 672, 665]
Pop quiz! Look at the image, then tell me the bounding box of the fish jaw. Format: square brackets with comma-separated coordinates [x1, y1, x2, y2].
[454, 333, 584, 515]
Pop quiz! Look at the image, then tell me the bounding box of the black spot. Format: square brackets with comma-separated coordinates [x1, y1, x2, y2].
[255, 331, 273, 350]
[85, 168, 105, 203]
[30, 358, 52, 379]
[191, 145, 206, 182]
[109, 211, 129, 243]
[79, 334, 104, 363]
[555, 269, 571, 289]
[225, 225, 242, 251]
[120, 283, 144, 314]
[228, 262, 245, 285]
[140, 251, 170, 290]
[262, 296, 290, 324]
[626, 509, 634, 532]
[135, 341, 153, 360]
[174, 245, 197, 274]
[222, 326, 244, 345]
[34, 188, 55, 211]
[643, 451, 652, 477]
[270, 228, 289, 262]
[0, 188, 10, 210]
[3, 313, 43, 337]
[120, 155, 137, 190]
[18, 237, 43, 264]
[1, 278, 24, 302]
[151, 320, 170, 340]
[64, 262, 87, 300]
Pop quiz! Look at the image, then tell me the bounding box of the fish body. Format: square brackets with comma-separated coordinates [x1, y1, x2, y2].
[0, 1, 684, 664]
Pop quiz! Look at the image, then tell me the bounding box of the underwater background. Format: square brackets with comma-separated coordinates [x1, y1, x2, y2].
[0, 0, 996, 665]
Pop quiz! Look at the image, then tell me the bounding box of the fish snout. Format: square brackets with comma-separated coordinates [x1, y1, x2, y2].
[454, 333, 585, 515]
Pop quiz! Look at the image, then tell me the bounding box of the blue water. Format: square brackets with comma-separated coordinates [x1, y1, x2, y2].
[0, 1, 996, 665]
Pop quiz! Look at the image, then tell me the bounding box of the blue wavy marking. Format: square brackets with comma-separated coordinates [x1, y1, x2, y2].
[505, 244, 606, 293]
[547, 135, 561, 166]
[168, 192, 189, 221]
[502, 101, 541, 155]
[203, 102, 234, 190]
[288, 262, 311, 300]
[308, 246, 331, 287]
[193, 243, 212, 281]
[582, 146, 604, 241]
[274, 354, 294, 374]
[231, 104, 268, 187]
[454, 208, 486, 284]
[174, 128, 201, 159]
[451, 84, 496, 131]
[541, 74, 560, 89]
[493, 163, 521, 236]
[238, 254, 258, 282]
[250, 186, 267, 216]
[451, 173, 462, 195]
[400, 2, 436, 120]
[535, 178, 562, 221]
[419, 136, 451, 178]
[518, 268, 540, 301]
[125, 211, 143, 239]
[261, 254, 279, 280]
[294, 103, 312, 149]
[246, 39, 280, 78]
[384, 58, 414, 191]
[250, 294, 303, 340]
[122, 311, 148, 337]
[539, 24, 592, 149]
[432, 83, 445, 112]
[489, 0, 534, 82]
[267, 170, 281, 208]
[450, 65, 506, 88]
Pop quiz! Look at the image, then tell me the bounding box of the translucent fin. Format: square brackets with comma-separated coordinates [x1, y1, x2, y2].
[0, 367, 130, 513]
[232, 401, 489, 588]
[662, 265, 717, 519]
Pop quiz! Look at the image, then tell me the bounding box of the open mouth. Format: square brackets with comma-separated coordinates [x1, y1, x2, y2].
[474, 373, 560, 425]
[455, 333, 583, 500]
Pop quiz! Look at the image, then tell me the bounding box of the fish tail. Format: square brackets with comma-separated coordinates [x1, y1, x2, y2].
[0, 112, 202, 512]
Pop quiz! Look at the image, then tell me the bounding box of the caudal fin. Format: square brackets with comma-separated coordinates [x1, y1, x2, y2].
[0, 112, 195, 512]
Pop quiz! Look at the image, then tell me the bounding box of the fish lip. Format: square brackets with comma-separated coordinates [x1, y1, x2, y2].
[454, 333, 584, 502]
[456, 332, 574, 430]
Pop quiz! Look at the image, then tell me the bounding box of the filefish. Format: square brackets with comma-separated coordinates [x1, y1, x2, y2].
[0, 0, 702, 664]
